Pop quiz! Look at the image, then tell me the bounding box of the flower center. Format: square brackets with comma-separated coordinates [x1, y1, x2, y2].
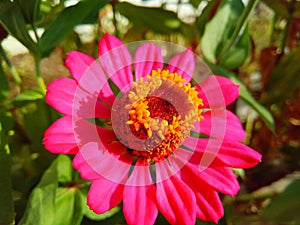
[111, 69, 203, 164]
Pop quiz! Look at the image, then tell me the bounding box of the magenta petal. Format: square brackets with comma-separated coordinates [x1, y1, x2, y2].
[123, 166, 158, 225]
[188, 138, 262, 168]
[65, 51, 95, 82]
[194, 190, 223, 223]
[46, 78, 76, 115]
[87, 178, 124, 214]
[72, 150, 101, 180]
[197, 165, 240, 196]
[165, 48, 195, 82]
[180, 165, 224, 223]
[156, 162, 196, 225]
[196, 75, 239, 108]
[77, 142, 130, 184]
[98, 33, 133, 89]
[196, 109, 246, 142]
[214, 142, 262, 168]
[134, 43, 164, 80]
[43, 116, 78, 154]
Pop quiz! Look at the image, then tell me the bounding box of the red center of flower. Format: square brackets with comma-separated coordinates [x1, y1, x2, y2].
[111, 69, 204, 164]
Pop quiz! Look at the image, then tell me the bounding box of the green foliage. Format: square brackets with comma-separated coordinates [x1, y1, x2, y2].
[38, 0, 109, 57]
[265, 45, 300, 104]
[19, 155, 120, 225]
[116, 2, 186, 35]
[201, 0, 250, 69]
[262, 179, 300, 223]
[0, 120, 14, 225]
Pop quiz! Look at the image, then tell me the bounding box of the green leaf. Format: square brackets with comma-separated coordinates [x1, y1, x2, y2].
[13, 89, 44, 102]
[220, 25, 251, 69]
[0, 58, 9, 102]
[38, 0, 109, 57]
[208, 63, 275, 132]
[190, 0, 202, 9]
[262, 179, 300, 222]
[54, 188, 83, 225]
[19, 156, 59, 225]
[57, 155, 73, 183]
[0, 122, 14, 225]
[116, 2, 185, 34]
[265, 45, 300, 104]
[200, 0, 244, 64]
[196, 0, 220, 35]
[15, 0, 41, 24]
[79, 189, 120, 221]
[0, 1, 39, 56]
[261, 0, 289, 18]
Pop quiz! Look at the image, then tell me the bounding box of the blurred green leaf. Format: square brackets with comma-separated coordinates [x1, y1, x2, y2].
[208, 63, 275, 132]
[200, 0, 245, 64]
[15, 0, 41, 24]
[220, 25, 251, 69]
[57, 155, 73, 183]
[196, 0, 220, 35]
[0, 122, 14, 225]
[261, 0, 289, 18]
[0, 58, 9, 102]
[190, 0, 202, 9]
[38, 0, 109, 57]
[265, 45, 300, 104]
[0, 1, 39, 56]
[54, 188, 83, 225]
[79, 188, 120, 221]
[116, 2, 185, 34]
[13, 90, 44, 102]
[19, 156, 59, 225]
[262, 179, 300, 222]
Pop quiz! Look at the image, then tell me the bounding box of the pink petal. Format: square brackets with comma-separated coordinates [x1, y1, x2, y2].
[72, 86, 112, 119]
[195, 109, 246, 142]
[156, 162, 196, 225]
[87, 178, 124, 214]
[43, 116, 78, 154]
[72, 59, 115, 106]
[180, 165, 224, 223]
[46, 78, 76, 116]
[76, 142, 130, 185]
[197, 165, 239, 196]
[194, 190, 223, 223]
[165, 48, 195, 82]
[134, 43, 164, 80]
[65, 51, 95, 82]
[212, 141, 262, 168]
[123, 166, 158, 225]
[186, 138, 261, 168]
[196, 75, 239, 108]
[72, 150, 101, 180]
[98, 33, 133, 90]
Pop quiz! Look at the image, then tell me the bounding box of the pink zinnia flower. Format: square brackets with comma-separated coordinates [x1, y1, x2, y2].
[43, 34, 261, 225]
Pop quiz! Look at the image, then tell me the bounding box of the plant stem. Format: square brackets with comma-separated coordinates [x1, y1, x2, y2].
[34, 56, 46, 95]
[0, 45, 22, 85]
[278, 0, 296, 53]
[217, 0, 258, 63]
[111, 0, 119, 38]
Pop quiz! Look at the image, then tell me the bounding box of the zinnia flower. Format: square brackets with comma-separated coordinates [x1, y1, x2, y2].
[43, 33, 261, 225]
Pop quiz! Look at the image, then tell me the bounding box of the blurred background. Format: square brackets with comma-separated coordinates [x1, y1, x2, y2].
[0, 0, 300, 224]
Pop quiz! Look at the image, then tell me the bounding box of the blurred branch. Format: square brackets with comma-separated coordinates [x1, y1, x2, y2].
[279, 0, 296, 53]
[111, 0, 119, 38]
